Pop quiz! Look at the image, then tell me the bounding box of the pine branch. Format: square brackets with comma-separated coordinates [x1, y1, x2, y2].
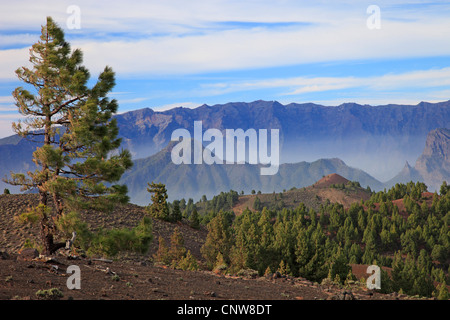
[50, 95, 86, 116]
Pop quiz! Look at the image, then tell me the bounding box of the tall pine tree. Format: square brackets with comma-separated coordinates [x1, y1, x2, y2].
[4, 17, 132, 255]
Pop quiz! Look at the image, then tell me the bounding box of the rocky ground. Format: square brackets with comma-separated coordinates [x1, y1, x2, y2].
[0, 251, 416, 301]
[0, 194, 438, 301]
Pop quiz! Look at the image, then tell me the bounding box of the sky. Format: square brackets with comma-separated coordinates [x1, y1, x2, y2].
[0, 0, 450, 138]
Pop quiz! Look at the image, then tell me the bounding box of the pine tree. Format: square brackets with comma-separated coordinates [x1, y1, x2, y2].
[189, 208, 200, 229]
[436, 282, 450, 300]
[168, 227, 186, 267]
[277, 260, 287, 275]
[177, 250, 199, 271]
[253, 196, 262, 211]
[155, 236, 171, 265]
[4, 17, 132, 255]
[328, 249, 351, 285]
[146, 182, 170, 221]
[171, 200, 182, 222]
[201, 212, 233, 269]
[256, 208, 275, 272]
[440, 181, 449, 196]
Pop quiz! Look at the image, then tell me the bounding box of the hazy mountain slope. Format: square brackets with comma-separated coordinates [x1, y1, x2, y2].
[119, 142, 383, 205]
[385, 128, 450, 192]
[114, 100, 450, 180]
[414, 128, 450, 191]
[0, 138, 38, 193]
[385, 161, 423, 187]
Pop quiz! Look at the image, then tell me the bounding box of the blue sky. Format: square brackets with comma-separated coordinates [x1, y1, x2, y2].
[0, 0, 450, 138]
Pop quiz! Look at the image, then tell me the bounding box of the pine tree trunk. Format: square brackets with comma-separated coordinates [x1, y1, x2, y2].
[39, 191, 65, 255]
[40, 222, 65, 255]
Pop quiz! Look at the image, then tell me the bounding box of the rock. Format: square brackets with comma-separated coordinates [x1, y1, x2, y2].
[414, 128, 450, 191]
[330, 291, 356, 300]
[344, 291, 356, 300]
[272, 272, 282, 279]
[17, 248, 39, 261]
[204, 291, 216, 297]
[0, 250, 10, 260]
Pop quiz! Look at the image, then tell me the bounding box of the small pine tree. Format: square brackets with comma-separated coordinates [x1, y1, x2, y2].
[264, 266, 272, 277]
[178, 250, 199, 271]
[277, 260, 287, 275]
[155, 236, 171, 265]
[171, 200, 182, 222]
[213, 252, 227, 273]
[189, 208, 200, 229]
[146, 182, 170, 221]
[253, 196, 262, 211]
[345, 269, 356, 284]
[440, 181, 448, 196]
[169, 227, 186, 267]
[436, 283, 450, 300]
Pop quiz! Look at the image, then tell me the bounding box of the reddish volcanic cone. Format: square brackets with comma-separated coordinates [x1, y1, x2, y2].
[313, 173, 350, 188]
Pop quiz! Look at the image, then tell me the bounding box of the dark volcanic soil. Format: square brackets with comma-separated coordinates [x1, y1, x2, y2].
[0, 253, 410, 301]
[0, 194, 432, 301]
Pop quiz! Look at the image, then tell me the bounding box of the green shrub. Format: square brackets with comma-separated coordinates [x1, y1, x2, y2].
[87, 216, 153, 257]
[35, 288, 64, 300]
[111, 274, 120, 282]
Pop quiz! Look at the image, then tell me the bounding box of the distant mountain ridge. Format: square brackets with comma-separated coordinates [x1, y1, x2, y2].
[112, 99, 450, 181]
[1, 100, 449, 199]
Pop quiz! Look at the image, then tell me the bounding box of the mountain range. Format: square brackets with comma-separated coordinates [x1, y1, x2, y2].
[119, 126, 449, 205]
[113, 99, 450, 181]
[0, 100, 449, 203]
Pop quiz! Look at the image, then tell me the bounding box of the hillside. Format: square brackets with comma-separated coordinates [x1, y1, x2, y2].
[2, 190, 444, 301]
[0, 194, 207, 261]
[0, 193, 419, 301]
[119, 140, 382, 205]
[229, 173, 372, 215]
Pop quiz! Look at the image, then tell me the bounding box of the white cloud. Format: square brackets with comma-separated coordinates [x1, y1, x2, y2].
[0, 114, 21, 138]
[199, 67, 450, 97]
[0, 48, 30, 80]
[0, 0, 449, 125]
[76, 16, 450, 77]
[1, 1, 450, 79]
[117, 97, 149, 104]
[0, 96, 15, 104]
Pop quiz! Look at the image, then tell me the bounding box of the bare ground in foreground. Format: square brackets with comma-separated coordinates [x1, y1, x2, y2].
[0, 194, 435, 301]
